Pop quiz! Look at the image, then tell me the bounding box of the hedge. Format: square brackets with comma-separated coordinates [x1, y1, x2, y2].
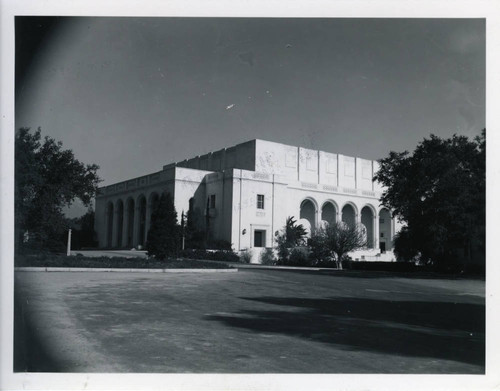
[15, 253, 232, 269]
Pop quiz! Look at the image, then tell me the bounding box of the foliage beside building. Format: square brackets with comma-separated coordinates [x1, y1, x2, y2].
[374, 130, 485, 272]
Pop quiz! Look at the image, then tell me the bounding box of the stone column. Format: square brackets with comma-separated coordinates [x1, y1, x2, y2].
[122, 205, 130, 248]
[112, 207, 120, 248]
[105, 205, 113, 247]
[133, 205, 141, 248]
[145, 203, 152, 244]
[373, 213, 379, 251]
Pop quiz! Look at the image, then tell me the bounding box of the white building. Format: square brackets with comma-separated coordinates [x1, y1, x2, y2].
[95, 139, 400, 262]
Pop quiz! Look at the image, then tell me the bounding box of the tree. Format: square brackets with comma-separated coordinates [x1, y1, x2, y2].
[373, 130, 485, 271]
[65, 207, 98, 250]
[185, 197, 205, 249]
[74, 207, 98, 249]
[15, 127, 100, 251]
[275, 216, 307, 261]
[309, 222, 367, 269]
[146, 192, 181, 259]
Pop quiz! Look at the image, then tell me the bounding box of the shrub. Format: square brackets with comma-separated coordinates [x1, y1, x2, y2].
[239, 249, 252, 264]
[179, 249, 239, 263]
[260, 248, 276, 265]
[308, 230, 331, 264]
[289, 247, 311, 266]
[14, 252, 233, 269]
[276, 247, 311, 267]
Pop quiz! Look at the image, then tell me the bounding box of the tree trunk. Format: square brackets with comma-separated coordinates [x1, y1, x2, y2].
[336, 253, 343, 270]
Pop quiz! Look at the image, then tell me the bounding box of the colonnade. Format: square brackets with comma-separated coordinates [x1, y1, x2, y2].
[105, 192, 160, 249]
[299, 198, 394, 252]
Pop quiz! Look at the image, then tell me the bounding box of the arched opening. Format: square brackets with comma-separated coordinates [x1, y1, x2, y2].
[379, 208, 392, 252]
[300, 199, 316, 235]
[126, 198, 135, 247]
[106, 201, 114, 248]
[138, 195, 147, 247]
[361, 206, 375, 249]
[321, 202, 337, 226]
[341, 203, 356, 228]
[116, 199, 124, 248]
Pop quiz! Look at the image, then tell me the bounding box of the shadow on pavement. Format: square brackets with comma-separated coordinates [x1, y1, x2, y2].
[14, 292, 63, 372]
[205, 296, 485, 369]
[248, 268, 485, 281]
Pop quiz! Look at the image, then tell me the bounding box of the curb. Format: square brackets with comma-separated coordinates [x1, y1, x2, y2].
[236, 264, 322, 271]
[226, 263, 341, 272]
[15, 267, 238, 273]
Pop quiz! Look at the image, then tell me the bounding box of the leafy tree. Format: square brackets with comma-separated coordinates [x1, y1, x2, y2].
[70, 207, 98, 249]
[373, 130, 485, 271]
[392, 226, 421, 263]
[275, 216, 307, 261]
[146, 192, 181, 259]
[184, 198, 205, 249]
[309, 222, 366, 269]
[15, 127, 100, 251]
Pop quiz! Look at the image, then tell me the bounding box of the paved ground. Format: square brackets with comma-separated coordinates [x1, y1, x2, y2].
[14, 269, 485, 373]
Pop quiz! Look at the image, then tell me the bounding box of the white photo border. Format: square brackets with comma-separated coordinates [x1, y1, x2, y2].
[1, 1, 498, 390]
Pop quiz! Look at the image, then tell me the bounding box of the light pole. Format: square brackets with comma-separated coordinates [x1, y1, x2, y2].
[181, 211, 186, 250]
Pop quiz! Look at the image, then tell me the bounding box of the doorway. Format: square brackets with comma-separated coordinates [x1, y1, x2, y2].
[254, 230, 266, 247]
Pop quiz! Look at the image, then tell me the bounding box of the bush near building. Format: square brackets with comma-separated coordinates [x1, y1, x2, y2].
[146, 192, 181, 259]
[274, 217, 366, 269]
[259, 248, 277, 265]
[239, 250, 252, 264]
[179, 249, 239, 263]
[15, 253, 233, 269]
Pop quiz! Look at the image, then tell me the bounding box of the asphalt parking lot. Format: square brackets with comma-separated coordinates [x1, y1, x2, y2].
[14, 268, 485, 373]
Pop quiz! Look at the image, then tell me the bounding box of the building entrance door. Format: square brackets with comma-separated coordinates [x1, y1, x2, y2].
[380, 241, 386, 253]
[254, 230, 265, 247]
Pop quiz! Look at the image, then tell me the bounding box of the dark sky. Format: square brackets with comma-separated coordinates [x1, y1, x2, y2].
[15, 17, 485, 216]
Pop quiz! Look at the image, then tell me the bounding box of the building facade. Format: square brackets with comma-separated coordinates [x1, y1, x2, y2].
[95, 139, 401, 262]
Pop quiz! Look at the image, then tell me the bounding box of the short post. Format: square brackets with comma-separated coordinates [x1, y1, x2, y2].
[66, 229, 72, 256]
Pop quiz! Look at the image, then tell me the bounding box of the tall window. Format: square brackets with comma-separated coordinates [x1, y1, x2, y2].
[210, 194, 216, 209]
[254, 230, 266, 247]
[257, 194, 265, 209]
